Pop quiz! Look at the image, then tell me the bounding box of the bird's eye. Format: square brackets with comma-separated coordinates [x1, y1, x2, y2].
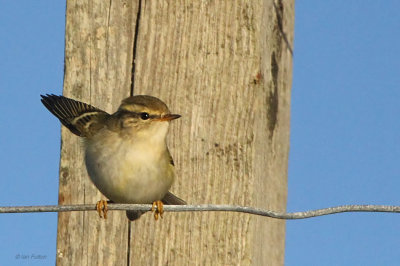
[140, 112, 150, 120]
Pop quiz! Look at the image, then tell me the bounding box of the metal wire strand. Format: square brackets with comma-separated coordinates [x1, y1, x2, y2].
[0, 204, 399, 219]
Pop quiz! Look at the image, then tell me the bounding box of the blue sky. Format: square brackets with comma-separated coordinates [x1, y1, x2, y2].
[288, 1, 400, 265]
[0, 1, 399, 265]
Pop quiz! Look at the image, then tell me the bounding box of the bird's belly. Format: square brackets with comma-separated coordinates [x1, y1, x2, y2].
[84, 137, 174, 203]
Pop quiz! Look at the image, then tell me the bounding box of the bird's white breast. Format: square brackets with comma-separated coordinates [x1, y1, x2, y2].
[84, 123, 174, 203]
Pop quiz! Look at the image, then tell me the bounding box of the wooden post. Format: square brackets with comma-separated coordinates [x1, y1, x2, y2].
[57, 0, 293, 265]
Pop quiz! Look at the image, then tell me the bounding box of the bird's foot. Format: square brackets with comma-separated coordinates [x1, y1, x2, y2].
[96, 200, 108, 219]
[151, 200, 164, 220]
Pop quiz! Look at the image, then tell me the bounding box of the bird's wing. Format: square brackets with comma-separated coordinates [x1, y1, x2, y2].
[40, 94, 110, 137]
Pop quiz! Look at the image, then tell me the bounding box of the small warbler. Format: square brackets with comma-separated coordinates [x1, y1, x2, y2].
[41, 94, 185, 221]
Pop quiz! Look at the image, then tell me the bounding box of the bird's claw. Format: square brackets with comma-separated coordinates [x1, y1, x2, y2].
[151, 200, 164, 220]
[96, 200, 108, 219]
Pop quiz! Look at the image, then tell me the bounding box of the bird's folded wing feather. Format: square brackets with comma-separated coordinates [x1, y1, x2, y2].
[41, 94, 110, 137]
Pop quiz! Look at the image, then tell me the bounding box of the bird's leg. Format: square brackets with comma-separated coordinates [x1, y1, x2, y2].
[96, 200, 108, 219]
[151, 200, 164, 220]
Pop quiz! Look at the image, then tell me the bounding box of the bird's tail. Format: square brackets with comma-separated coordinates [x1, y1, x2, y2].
[126, 191, 186, 221]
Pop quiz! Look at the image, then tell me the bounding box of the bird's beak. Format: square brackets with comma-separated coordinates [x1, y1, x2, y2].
[160, 114, 181, 121]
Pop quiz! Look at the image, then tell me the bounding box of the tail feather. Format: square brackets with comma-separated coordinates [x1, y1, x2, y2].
[162, 191, 187, 205]
[126, 192, 186, 221]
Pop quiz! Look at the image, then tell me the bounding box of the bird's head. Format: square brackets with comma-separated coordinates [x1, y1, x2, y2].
[117, 95, 180, 141]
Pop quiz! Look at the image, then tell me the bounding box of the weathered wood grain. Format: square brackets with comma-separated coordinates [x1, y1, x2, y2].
[57, 1, 137, 265]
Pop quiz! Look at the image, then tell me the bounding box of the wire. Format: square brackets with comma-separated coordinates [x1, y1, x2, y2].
[1, 204, 399, 219]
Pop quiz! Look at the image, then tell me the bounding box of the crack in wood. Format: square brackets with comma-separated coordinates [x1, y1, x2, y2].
[127, 222, 131, 266]
[130, 0, 143, 97]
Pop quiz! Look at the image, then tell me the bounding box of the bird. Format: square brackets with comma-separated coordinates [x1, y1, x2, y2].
[40, 94, 185, 221]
